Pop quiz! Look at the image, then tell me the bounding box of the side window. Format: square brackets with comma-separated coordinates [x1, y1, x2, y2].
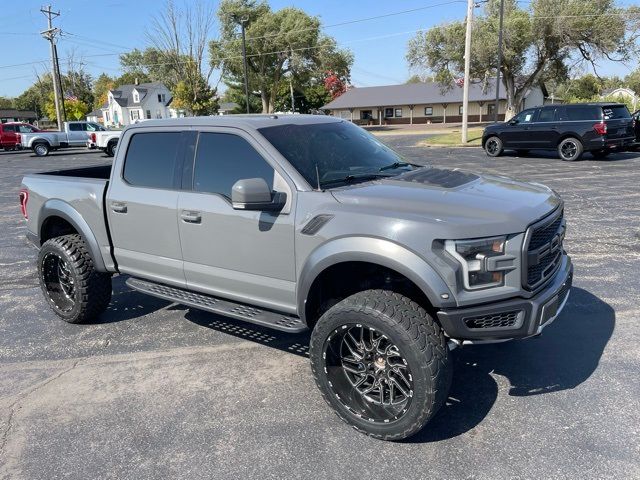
[123, 132, 181, 189]
[193, 133, 274, 199]
[566, 106, 601, 121]
[3, 124, 16, 133]
[537, 108, 555, 122]
[68, 123, 82, 131]
[513, 109, 535, 123]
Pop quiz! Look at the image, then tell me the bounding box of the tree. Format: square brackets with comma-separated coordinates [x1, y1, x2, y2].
[44, 93, 89, 121]
[210, 0, 352, 113]
[92, 73, 116, 110]
[324, 71, 347, 99]
[406, 0, 640, 118]
[0, 97, 13, 108]
[624, 68, 640, 94]
[13, 74, 53, 119]
[406, 74, 425, 84]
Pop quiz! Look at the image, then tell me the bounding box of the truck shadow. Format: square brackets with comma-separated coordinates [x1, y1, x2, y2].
[408, 286, 614, 443]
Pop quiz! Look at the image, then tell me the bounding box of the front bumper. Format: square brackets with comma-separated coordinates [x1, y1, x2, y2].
[437, 254, 572, 341]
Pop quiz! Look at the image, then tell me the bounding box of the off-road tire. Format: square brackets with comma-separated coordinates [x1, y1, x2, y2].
[484, 136, 503, 157]
[38, 234, 112, 323]
[310, 289, 452, 441]
[33, 142, 50, 157]
[558, 137, 583, 161]
[106, 140, 117, 157]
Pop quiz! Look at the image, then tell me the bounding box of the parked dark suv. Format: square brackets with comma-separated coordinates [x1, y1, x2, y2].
[482, 103, 634, 161]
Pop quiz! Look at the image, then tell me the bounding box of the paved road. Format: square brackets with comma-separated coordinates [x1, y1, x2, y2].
[1, 144, 639, 479]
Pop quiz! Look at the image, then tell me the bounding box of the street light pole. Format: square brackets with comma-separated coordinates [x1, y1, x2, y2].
[240, 18, 250, 114]
[494, 0, 505, 123]
[461, 0, 474, 144]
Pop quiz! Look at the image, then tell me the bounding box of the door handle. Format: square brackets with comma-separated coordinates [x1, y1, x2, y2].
[111, 201, 127, 213]
[181, 210, 202, 224]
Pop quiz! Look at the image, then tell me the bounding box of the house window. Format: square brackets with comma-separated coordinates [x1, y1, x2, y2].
[156, 110, 162, 119]
[424, 106, 433, 116]
[394, 108, 402, 117]
[131, 110, 141, 121]
[488, 103, 496, 115]
[104, 112, 110, 122]
[459, 105, 464, 115]
[157, 94, 166, 103]
[360, 110, 373, 120]
[133, 92, 139, 103]
[146, 110, 151, 119]
[384, 107, 394, 118]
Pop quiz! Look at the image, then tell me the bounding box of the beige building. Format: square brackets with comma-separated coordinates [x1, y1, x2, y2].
[322, 78, 549, 125]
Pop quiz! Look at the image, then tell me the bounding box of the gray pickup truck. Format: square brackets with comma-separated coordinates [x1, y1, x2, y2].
[20, 115, 572, 440]
[20, 121, 106, 156]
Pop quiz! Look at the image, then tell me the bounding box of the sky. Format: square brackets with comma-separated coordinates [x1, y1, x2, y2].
[0, 0, 637, 98]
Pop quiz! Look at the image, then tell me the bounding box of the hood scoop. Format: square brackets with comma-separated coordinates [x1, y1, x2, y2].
[396, 167, 479, 189]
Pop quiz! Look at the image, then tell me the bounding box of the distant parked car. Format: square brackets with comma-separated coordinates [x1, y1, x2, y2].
[87, 130, 122, 157]
[19, 121, 106, 157]
[0, 122, 41, 151]
[482, 103, 635, 161]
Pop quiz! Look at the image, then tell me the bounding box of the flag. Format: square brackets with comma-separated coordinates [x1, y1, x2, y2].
[64, 92, 78, 101]
[455, 77, 464, 88]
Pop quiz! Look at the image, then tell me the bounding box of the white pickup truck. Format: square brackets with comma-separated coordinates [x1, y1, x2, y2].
[20, 121, 106, 157]
[87, 130, 122, 157]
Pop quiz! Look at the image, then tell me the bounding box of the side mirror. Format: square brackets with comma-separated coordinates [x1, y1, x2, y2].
[231, 178, 286, 212]
[508, 119, 519, 125]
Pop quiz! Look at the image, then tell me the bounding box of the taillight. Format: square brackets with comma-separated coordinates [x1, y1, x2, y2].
[90, 133, 97, 142]
[19, 189, 28, 219]
[593, 122, 607, 135]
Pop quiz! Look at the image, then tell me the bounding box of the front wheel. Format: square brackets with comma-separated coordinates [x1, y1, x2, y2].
[558, 137, 583, 161]
[484, 136, 503, 157]
[38, 234, 112, 323]
[106, 141, 117, 157]
[310, 290, 452, 441]
[33, 142, 50, 157]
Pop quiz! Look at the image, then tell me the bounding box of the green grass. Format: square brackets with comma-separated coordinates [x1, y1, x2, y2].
[417, 127, 484, 147]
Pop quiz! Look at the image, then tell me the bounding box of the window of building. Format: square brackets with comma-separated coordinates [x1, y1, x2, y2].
[394, 108, 402, 117]
[133, 91, 139, 103]
[384, 107, 394, 118]
[459, 105, 464, 115]
[424, 106, 433, 116]
[104, 112, 110, 122]
[156, 110, 162, 119]
[192, 133, 274, 199]
[123, 132, 181, 189]
[146, 110, 151, 119]
[488, 103, 496, 115]
[157, 93, 166, 103]
[360, 110, 373, 120]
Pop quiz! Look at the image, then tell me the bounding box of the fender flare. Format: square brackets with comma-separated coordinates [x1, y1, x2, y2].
[39, 199, 107, 272]
[296, 237, 455, 323]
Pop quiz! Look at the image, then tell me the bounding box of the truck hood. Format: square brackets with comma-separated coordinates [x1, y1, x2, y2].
[330, 167, 561, 237]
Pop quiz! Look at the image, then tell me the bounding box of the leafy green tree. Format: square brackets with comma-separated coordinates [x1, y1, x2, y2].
[13, 74, 54, 119]
[44, 93, 89, 122]
[210, 0, 352, 113]
[407, 0, 640, 118]
[0, 97, 13, 108]
[624, 68, 640, 95]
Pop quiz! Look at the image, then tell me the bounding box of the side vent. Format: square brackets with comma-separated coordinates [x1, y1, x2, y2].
[301, 214, 334, 235]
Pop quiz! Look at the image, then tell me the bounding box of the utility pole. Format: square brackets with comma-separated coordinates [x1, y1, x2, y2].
[289, 75, 295, 113]
[494, 0, 505, 122]
[461, 0, 474, 144]
[239, 18, 250, 114]
[40, 5, 65, 128]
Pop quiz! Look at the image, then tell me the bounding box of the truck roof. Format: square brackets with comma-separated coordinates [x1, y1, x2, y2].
[123, 114, 342, 132]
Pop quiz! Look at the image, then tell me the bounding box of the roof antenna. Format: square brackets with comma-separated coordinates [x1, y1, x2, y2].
[315, 164, 322, 191]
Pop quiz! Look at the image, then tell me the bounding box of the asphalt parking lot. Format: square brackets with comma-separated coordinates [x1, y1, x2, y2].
[1, 142, 639, 479]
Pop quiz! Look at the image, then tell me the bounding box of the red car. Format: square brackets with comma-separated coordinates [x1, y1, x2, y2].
[0, 122, 42, 150]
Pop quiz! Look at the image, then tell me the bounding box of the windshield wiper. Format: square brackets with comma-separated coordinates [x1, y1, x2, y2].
[379, 161, 409, 172]
[320, 173, 391, 188]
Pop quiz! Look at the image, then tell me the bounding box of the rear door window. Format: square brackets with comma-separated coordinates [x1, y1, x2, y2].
[192, 132, 274, 199]
[537, 108, 555, 122]
[68, 123, 82, 131]
[123, 132, 181, 189]
[2, 124, 16, 133]
[18, 125, 36, 133]
[602, 105, 631, 119]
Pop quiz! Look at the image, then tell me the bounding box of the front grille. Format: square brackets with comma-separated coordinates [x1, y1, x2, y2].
[524, 208, 565, 290]
[464, 310, 523, 329]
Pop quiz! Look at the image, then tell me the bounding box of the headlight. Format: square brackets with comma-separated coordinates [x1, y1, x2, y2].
[445, 236, 507, 290]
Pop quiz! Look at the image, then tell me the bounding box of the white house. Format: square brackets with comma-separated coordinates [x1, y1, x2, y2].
[101, 82, 185, 128]
[600, 87, 639, 111]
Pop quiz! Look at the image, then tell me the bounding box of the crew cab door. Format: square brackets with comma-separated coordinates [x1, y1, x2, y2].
[66, 122, 89, 145]
[526, 107, 560, 148]
[177, 128, 297, 312]
[106, 128, 186, 287]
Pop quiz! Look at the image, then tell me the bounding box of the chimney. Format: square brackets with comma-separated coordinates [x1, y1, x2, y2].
[135, 77, 139, 86]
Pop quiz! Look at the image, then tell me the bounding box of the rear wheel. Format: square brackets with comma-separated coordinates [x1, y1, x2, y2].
[558, 137, 583, 161]
[484, 136, 503, 157]
[310, 290, 452, 441]
[33, 142, 50, 157]
[106, 141, 117, 157]
[38, 234, 112, 323]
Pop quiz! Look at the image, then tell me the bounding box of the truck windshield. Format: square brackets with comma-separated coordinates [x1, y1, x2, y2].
[258, 120, 413, 188]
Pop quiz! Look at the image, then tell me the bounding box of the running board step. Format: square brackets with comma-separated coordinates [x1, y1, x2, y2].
[125, 277, 307, 333]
